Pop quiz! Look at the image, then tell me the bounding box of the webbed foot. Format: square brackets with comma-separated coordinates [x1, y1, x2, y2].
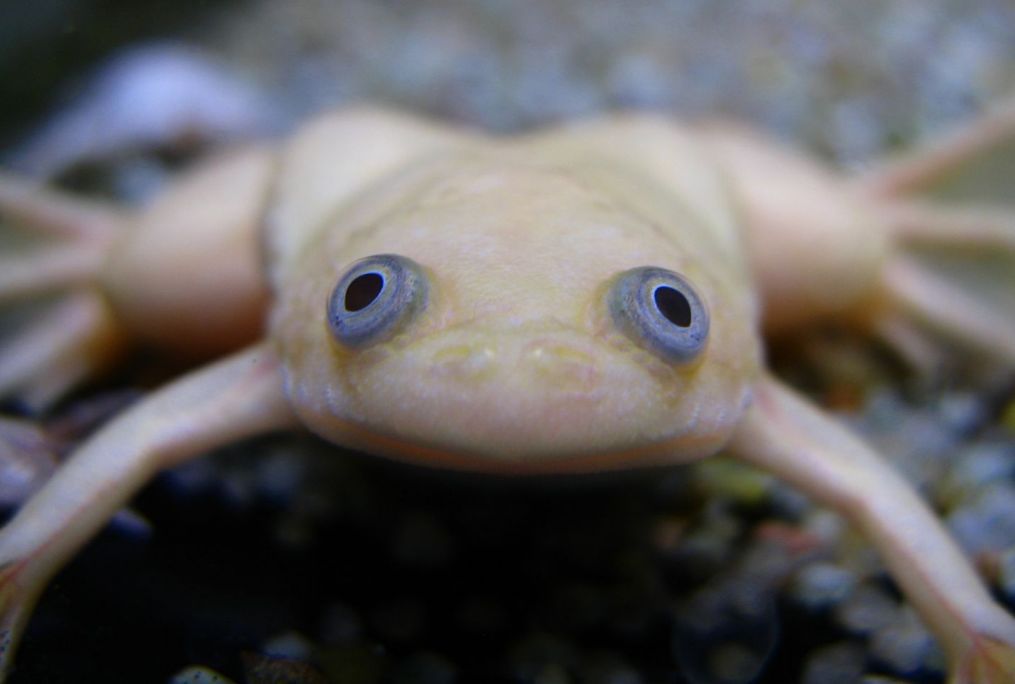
[952, 632, 1015, 684]
[855, 97, 1015, 370]
[0, 559, 44, 682]
[0, 173, 128, 410]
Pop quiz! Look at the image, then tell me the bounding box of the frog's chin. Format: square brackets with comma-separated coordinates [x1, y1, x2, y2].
[303, 414, 730, 475]
[290, 370, 748, 475]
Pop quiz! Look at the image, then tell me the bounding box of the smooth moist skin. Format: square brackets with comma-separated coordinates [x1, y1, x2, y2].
[269, 122, 760, 471]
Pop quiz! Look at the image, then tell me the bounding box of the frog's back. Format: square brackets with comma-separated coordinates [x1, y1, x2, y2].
[267, 109, 748, 293]
[514, 114, 744, 265]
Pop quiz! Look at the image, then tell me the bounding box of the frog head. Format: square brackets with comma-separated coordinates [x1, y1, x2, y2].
[272, 153, 761, 473]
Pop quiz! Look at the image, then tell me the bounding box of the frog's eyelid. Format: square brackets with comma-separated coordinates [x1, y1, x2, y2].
[608, 266, 709, 363]
[327, 254, 428, 348]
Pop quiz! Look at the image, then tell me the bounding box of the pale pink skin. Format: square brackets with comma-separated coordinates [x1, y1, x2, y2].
[0, 104, 1014, 681]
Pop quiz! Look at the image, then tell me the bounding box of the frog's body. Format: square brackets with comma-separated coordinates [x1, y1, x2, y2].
[1, 105, 1014, 681]
[270, 113, 760, 469]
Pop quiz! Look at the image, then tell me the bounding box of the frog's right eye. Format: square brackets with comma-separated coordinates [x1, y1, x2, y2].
[607, 266, 709, 363]
[327, 254, 428, 348]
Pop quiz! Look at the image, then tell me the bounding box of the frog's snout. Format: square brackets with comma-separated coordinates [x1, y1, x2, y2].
[426, 331, 603, 395]
[306, 314, 702, 467]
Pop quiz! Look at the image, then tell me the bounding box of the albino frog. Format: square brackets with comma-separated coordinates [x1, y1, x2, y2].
[0, 105, 1014, 681]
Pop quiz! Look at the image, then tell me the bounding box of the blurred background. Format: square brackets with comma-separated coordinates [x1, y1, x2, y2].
[2, 0, 1013, 171]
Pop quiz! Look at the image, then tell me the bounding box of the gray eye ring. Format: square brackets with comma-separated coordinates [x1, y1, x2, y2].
[608, 266, 709, 363]
[327, 254, 428, 348]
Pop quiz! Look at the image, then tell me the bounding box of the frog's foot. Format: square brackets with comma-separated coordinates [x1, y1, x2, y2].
[871, 201, 1015, 368]
[0, 560, 43, 680]
[0, 172, 128, 410]
[858, 96, 1015, 200]
[0, 171, 123, 303]
[853, 97, 1015, 369]
[952, 631, 1015, 684]
[0, 416, 58, 509]
[0, 288, 126, 412]
[874, 246, 1015, 369]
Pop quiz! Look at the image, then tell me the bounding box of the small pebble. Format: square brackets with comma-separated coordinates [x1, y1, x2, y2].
[997, 546, 1015, 601]
[937, 392, 987, 433]
[243, 652, 330, 684]
[576, 652, 643, 684]
[319, 602, 365, 645]
[509, 633, 579, 682]
[387, 651, 457, 684]
[940, 442, 1015, 508]
[169, 666, 237, 684]
[869, 610, 940, 677]
[664, 500, 743, 579]
[705, 642, 766, 684]
[389, 510, 455, 569]
[368, 597, 428, 642]
[262, 630, 313, 660]
[1001, 399, 1015, 430]
[547, 582, 608, 633]
[790, 562, 858, 610]
[834, 582, 901, 635]
[800, 642, 866, 684]
[693, 459, 773, 504]
[534, 663, 571, 684]
[947, 484, 1015, 557]
[801, 509, 847, 548]
[315, 643, 387, 684]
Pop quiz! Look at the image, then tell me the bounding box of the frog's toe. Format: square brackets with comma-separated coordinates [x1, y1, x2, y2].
[0, 416, 57, 508]
[952, 633, 1015, 684]
[852, 97, 1015, 371]
[877, 251, 1015, 368]
[0, 171, 122, 241]
[871, 199, 1015, 369]
[0, 173, 129, 410]
[0, 560, 40, 682]
[0, 289, 126, 412]
[0, 171, 123, 305]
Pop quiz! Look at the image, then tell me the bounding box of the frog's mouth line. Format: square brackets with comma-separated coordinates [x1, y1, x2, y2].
[306, 413, 728, 476]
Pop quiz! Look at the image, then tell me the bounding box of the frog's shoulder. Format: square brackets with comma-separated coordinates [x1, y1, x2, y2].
[264, 107, 482, 281]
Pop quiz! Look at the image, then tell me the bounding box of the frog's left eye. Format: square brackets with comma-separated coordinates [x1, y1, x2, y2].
[607, 266, 709, 363]
[328, 254, 428, 348]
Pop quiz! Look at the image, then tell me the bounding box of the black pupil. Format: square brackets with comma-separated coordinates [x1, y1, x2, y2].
[345, 272, 385, 312]
[653, 285, 692, 327]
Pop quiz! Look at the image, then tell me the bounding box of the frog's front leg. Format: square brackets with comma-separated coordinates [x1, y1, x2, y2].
[0, 343, 296, 678]
[728, 376, 1015, 683]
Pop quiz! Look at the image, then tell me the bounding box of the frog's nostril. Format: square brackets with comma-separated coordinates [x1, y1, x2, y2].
[427, 337, 600, 393]
[523, 341, 600, 391]
[431, 344, 498, 380]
